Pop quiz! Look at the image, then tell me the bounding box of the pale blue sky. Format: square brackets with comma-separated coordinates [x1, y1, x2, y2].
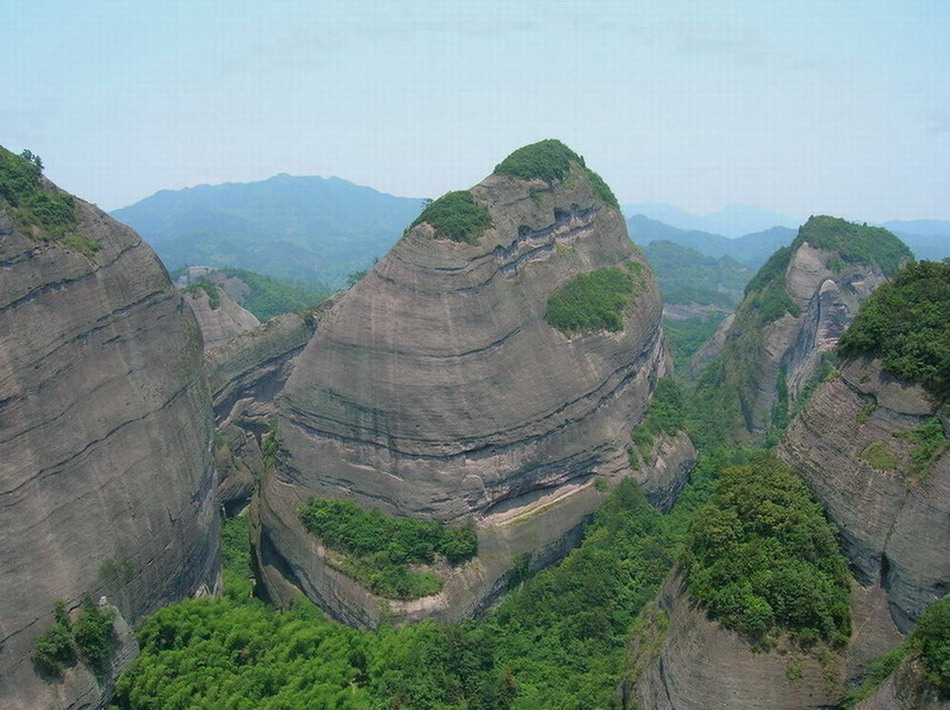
[3, 0, 948, 221]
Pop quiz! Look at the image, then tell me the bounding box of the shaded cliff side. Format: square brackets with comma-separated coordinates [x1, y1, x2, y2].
[778, 357, 949, 632]
[693, 216, 911, 445]
[258, 140, 674, 625]
[0, 149, 218, 709]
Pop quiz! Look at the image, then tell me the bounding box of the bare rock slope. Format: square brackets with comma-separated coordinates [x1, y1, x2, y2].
[258, 141, 672, 625]
[0, 151, 218, 709]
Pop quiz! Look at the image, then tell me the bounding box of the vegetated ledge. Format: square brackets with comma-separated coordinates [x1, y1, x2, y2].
[493, 138, 619, 208]
[544, 261, 646, 336]
[299, 497, 477, 600]
[408, 189, 491, 245]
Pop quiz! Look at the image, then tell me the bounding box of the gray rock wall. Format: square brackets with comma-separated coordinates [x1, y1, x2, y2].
[0, 186, 218, 708]
[259, 161, 672, 623]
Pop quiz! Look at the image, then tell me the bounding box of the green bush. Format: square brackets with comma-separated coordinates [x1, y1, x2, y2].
[912, 595, 950, 695]
[299, 498, 477, 600]
[72, 595, 116, 676]
[860, 440, 898, 470]
[685, 456, 852, 645]
[894, 417, 949, 478]
[838, 259, 950, 401]
[182, 278, 221, 309]
[631, 379, 686, 462]
[493, 139, 619, 207]
[32, 600, 76, 678]
[0, 147, 81, 242]
[797, 215, 911, 277]
[409, 190, 491, 245]
[545, 264, 640, 335]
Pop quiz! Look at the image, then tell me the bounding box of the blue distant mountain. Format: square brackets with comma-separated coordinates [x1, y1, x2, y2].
[111, 174, 424, 288]
[881, 220, 950, 261]
[624, 202, 800, 238]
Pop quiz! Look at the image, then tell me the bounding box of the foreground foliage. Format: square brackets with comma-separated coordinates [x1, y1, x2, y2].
[837, 259, 950, 401]
[684, 456, 852, 645]
[33, 596, 116, 679]
[300, 498, 477, 600]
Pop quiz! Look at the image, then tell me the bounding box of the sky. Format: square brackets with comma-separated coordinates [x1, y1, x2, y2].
[3, 0, 949, 222]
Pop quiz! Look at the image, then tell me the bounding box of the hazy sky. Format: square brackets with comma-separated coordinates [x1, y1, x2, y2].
[4, 0, 948, 221]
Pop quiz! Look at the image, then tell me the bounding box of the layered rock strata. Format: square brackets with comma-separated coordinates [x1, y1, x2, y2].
[778, 358, 949, 632]
[183, 283, 260, 349]
[0, 172, 218, 708]
[258, 150, 671, 625]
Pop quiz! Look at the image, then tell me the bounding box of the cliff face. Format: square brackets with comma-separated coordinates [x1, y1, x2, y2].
[258, 144, 671, 625]
[696, 217, 909, 443]
[623, 572, 842, 710]
[0, 161, 218, 708]
[183, 284, 260, 349]
[778, 358, 949, 632]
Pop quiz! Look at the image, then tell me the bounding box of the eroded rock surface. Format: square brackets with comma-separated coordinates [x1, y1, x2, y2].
[0, 175, 218, 708]
[778, 358, 949, 632]
[183, 284, 260, 349]
[259, 153, 672, 624]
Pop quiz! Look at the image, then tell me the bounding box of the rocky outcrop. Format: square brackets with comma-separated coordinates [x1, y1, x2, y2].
[778, 358, 949, 632]
[696, 217, 909, 442]
[622, 572, 843, 709]
[632, 431, 696, 511]
[856, 656, 947, 710]
[0, 167, 218, 708]
[183, 284, 260, 349]
[258, 144, 672, 625]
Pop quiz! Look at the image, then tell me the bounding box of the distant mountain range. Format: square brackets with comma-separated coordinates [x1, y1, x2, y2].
[111, 177, 949, 291]
[111, 174, 423, 288]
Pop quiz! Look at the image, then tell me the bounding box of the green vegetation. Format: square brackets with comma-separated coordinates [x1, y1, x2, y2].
[631, 379, 686, 465]
[220, 267, 328, 321]
[797, 215, 912, 277]
[913, 594, 950, 695]
[0, 147, 97, 253]
[220, 514, 255, 601]
[260, 419, 279, 471]
[493, 139, 619, 208]
[182, 278, 221, 309]
[684, 456, 852, 646]
[116, 446, 749, 708]
[545, 263, 643, 335]
[894, 417, 949, 479]
[299, 498, 477, 600]
[409, 190, 491, 245]
[838, 259, 950, 401]
[860, 440, 898, 470]
[643, 240, 750, 307]
[663, 313, 726, 375]
[840, 639, 910, 707]
[32, 596, 116, 679]
[742, 245, 801, 324]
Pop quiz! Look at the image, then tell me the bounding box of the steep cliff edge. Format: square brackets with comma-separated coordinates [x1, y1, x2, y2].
[258, 140, 673, 625]
[0, 149, 218, 709]
[693, 216, 911, 444]
[182, 281, 261, 349]
[777, 358, 949, 632]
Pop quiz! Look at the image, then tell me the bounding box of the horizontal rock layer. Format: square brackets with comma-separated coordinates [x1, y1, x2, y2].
[260, 161, 671, 622]
[778, 358, 949, 632]
[0, 185, 218, 708]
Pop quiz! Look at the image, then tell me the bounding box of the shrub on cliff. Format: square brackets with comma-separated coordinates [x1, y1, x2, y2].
[684, 456, 852, 646]
[0, 147, 81, 242]
[837, 259, 950, 401]
[545, 263, 643, 335]
[409, 190, 491, 245]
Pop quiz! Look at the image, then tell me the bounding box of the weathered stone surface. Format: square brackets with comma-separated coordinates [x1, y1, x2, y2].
[742, 243, 886, 436]
[635, 431, 697, 512]
[623, 571, 843, 709]
[0, 179, 218, 708]
[183, 284, 260, 349]
[689, 312, 734, 378]
[778, 358, 949, 632]
[259, 157, 671, 624]
[856, 656, 947, 710]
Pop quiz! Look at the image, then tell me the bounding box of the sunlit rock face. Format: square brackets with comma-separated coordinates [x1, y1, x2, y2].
[0, 167, 218, 709]
[257, 145, 674, 626]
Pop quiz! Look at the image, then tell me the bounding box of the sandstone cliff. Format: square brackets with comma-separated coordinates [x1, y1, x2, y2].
[778, 357, 949, 632]
[182, 282, 260, 349]
[257, 141, 673, 625]
[694, 216, 910, 443]
[0, 151, 218, 708]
